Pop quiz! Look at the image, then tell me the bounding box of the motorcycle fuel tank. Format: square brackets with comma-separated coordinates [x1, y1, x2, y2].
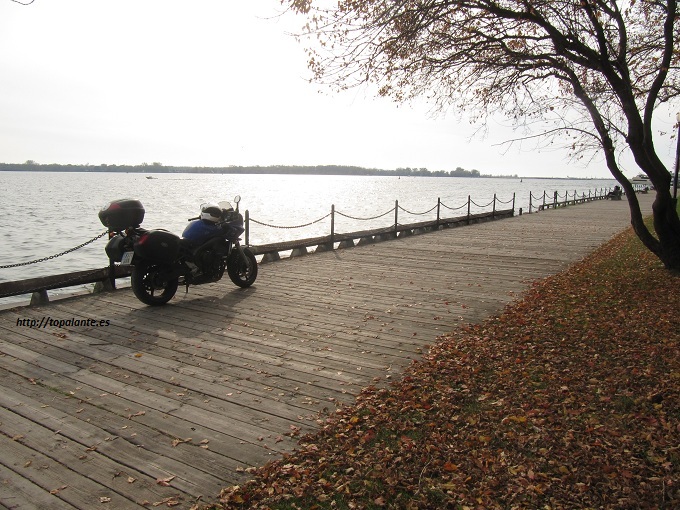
[182, 220, 222, 245]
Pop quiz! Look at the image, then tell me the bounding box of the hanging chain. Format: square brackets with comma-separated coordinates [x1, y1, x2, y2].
[0, 230, 109, 269]
[335, 207, 395, 221]
[250, 213, 332, 229]
[398, 203, 438, 215]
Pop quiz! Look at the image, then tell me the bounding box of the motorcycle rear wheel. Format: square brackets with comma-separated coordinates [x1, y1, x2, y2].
[227, 247, 258, 288]
[131, 262, 179, 306]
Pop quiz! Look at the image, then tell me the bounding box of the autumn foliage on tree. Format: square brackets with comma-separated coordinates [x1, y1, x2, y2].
[286, 0, 680, 269]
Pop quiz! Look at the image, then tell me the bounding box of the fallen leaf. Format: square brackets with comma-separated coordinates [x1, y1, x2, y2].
[156, 475, 175, 487]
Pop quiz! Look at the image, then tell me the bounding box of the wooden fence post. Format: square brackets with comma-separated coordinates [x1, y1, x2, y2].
[108, 259, 117, 290]
[107, 231, 116, 290]
[245, 210, 250, 246]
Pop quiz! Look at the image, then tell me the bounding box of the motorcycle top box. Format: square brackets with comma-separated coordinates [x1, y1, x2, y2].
[133, 229, 180, 263]
[99, 199, 145, 231]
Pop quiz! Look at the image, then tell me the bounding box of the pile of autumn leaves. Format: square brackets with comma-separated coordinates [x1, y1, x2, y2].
[214, 229, 680, 509]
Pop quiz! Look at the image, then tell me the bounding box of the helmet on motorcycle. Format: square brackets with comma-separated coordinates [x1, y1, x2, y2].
[200, 203, 223, 223]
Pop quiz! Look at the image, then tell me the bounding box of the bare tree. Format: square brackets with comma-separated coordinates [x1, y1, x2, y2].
[286, 0, 680, 270]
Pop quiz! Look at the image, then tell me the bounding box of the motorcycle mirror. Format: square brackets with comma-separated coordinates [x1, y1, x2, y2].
[234, 195, 241, 204]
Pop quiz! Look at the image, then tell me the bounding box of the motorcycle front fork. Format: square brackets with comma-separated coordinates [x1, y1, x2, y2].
[234, 242, 249, 265]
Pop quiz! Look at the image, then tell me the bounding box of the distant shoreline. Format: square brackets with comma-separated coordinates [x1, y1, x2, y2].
[0, 163, 606, 180]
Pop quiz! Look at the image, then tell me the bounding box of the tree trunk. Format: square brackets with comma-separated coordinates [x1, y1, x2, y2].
[621, 124, 680, 271]
[626, 186, 680, 272]
[651, 191, 680, 271]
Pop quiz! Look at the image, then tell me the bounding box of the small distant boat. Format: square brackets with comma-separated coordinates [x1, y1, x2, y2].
[146, 176, 155, 180]
[630, 173, 650, 183]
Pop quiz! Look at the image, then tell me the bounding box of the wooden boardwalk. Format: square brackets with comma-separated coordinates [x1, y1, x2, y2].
[0, 194, 654, 509]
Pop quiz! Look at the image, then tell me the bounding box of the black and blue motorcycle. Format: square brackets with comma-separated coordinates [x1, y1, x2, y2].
[99, 196, 257, 306]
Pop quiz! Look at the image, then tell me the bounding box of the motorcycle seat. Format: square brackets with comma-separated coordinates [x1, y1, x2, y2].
[179, 238, 195, 250]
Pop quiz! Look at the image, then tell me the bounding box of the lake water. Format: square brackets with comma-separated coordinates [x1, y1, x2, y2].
[0, 171, 616, 306]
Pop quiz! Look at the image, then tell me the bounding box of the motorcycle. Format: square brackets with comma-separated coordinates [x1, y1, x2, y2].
[98, 195, 257, 306]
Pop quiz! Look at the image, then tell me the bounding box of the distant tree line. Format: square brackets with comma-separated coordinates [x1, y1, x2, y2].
[396, 167, 482, 177]
[0, 161, 510, 178]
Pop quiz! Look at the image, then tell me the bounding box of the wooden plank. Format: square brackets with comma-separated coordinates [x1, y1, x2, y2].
[0, 404, 191, 508]
[0, 464, 77, 510]
[0, 339, 312, 452]
[0, 360, 277, 491]
[0, 431, 140, 509]
[0, 266, 132, 299]
[0, 310, 373, 401]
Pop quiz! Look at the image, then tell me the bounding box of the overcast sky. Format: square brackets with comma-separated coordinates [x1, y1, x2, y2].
[1, 0, 678, 178]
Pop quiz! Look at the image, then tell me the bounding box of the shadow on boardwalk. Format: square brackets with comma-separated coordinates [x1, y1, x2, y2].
[0, 195, 653, 509]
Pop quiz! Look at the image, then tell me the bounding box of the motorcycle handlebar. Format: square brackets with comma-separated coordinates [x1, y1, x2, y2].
[188, 216, 200, 221]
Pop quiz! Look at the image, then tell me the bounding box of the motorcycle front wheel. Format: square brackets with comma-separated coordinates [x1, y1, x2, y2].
[131, 262, 179, 306]
[227, 247, 258, 288]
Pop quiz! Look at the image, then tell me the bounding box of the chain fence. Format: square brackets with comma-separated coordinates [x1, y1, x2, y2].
[1, 186, 616, 303]
[335, 207, 395, 221]
[244, 187, 614, 245]
[244, 194, 514, 246]
[249, 212, 332, 229]
[397, 203, 439, 216]
[0, 231, 108, 269]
